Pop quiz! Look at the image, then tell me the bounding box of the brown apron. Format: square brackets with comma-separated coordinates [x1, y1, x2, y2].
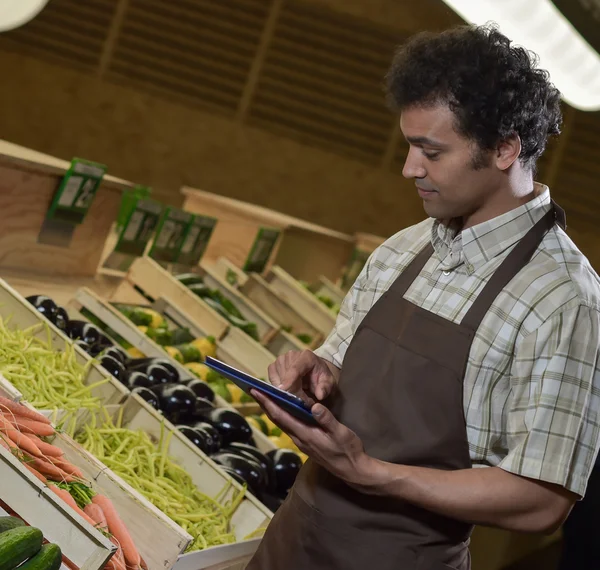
[247, 204, 565, 570]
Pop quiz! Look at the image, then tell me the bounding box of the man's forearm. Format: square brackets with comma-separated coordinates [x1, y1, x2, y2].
[359, 460, 576, 534]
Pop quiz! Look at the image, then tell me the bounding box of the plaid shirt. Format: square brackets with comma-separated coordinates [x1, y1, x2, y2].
[316, 184, 600, 496]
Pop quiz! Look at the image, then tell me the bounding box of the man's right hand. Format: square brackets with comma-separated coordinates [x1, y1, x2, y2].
[268, 350, 339, 405]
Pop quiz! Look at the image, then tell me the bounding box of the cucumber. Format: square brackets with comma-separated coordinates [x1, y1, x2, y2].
[175, 273, 204, 287]
[0, 518, 25, 535]
[15, 544, 61, 570]
[0, 527, 43, 570]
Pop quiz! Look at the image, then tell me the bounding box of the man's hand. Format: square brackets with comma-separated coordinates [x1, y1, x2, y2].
[251, 390, 372, 489]
[268, 350, 339, 405]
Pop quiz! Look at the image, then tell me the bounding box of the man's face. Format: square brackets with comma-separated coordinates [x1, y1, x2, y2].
[400, 103, 501, 226]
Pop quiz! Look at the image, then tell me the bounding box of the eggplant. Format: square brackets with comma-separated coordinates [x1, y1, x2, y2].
[127, 359, 179, 383]
[26, 295, 59, 324]
[176, 426, 212, 454]
[132, 387, 160, 410]
[89, 335, 114, 356]
[186, 380, 215, 402]
[220, 466, 247, 488]
[212, 452, 267, 495]
[143, 364, 174, 389]
[194, 397, 215, 419]
[67, 320, 103, 346]
[159, 384, 196, 424]
[259, 492, 285, 513]
[200, 409, 252, 446]
[127, 371, 151, 389]
[266, 449, 302, 496]
[99, 355, 127, 383]
[74, 340, 92, 354]
[193, 422, 222, 454]
[54, 307, 69, 331]
[100, 346, 128, 365]
[225, 442, 274, 487]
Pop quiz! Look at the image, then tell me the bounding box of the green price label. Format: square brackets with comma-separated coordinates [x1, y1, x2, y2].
[244, 227, 281, 273]
[149, 207, 193, 263]
[177, 215, 217, 267]
[114, 198, 163, 257]
[47, 158, 107, 224]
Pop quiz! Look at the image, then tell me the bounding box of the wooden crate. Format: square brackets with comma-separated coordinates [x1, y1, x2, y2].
[99, 394, 273, 569]
[70, 289, 276, 455]
[197, 263, 279, 344]
[0, 140, 134, 278]
[266, 329, 309, 356]
[211, 258, 249, 289]
[240, 274, 322, 349]
[264, 267, 337, 338]
[124, 257, 230, 339]
[0, 277, 129, 409]
[312, 276, 345, 306]
[0, 445, 116, 570]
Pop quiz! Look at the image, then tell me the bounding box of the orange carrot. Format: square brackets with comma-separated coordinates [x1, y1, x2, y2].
[0, 432, 18, 452]
[84, 504, 125, 570]
[92, 495, 140, 568]
[139, 556, 148, 570]
[0, 397, 52, 425]
[0, 415, 43, 457]
[25, 435, 63, 458]
[49, 486, 97, 527]
[26, 456, 76, 483]
[23, 463, 48, 484]
[47, 457, 84, 479]
[110, 539, 126, 570]
[6, 416, 55, 437]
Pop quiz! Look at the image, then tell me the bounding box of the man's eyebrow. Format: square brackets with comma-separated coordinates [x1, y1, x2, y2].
[405, 135, 448, 148]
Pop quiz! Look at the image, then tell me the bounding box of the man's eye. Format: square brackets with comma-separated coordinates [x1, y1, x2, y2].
[423, 150, 440, 160]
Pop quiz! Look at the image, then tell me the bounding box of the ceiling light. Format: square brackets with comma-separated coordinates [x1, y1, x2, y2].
[0, 0, 49, 33]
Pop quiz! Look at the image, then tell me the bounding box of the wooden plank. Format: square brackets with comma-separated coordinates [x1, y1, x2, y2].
[218, 326, 274, 380]
[126, 256, 230, 339]
[266, 267, 336, 337]
[198, 262, 280, 344]
[266, 329, 309, 356]
[211, 257, 249, 288]
[313, 275, 345, 305]
[241, 273, 322, 348]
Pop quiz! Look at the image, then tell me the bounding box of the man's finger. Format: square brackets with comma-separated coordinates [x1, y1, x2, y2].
[268, 361, 282, 387]
[280, 350, 315, 391]
[311, 403, 338, 434]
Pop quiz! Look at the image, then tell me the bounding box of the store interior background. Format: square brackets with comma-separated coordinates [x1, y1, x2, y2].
[0, 1, 597, 568]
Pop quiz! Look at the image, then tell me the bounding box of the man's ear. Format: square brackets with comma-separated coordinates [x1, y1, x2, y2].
[496, 133, 522, 170]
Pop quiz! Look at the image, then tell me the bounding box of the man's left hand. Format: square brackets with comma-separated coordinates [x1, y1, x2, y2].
[251, 390, 374, 490]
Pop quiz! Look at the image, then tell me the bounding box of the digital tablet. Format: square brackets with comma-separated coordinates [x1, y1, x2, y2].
[204, 356, 319, 426]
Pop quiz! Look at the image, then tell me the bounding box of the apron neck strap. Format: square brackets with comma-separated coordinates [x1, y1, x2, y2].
[460, 202, 563, 331]
[391, 242, 434, 298]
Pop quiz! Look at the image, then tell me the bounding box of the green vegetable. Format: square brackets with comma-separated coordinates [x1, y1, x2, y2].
[76, 415, 246, 552]
[169, 328, 195, 345]
[206, 370, 226, 384]
[296, 334, 313, 345]
[174, 344, 202, 364]
[239, 391, 255, 404]
[0, 319, 103, 414]
[225, 270, 238, 286]
[228, 316, 259, 341]
[317, 295, 336, 309]
[210, 382, 232, 403]
[16, 544, 61, 570]
[129, 308, 153, 327]
[175, 273, 204, 287]
[0, 527, 43, 570]
[146, 327, 173, 346]
[281, 325, 292, 333]
[211, 292, 244, 320]
[0, 518, 25, 535]
[187, 284, 212, 298]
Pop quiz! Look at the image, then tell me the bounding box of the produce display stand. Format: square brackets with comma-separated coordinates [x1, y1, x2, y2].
[266, 329, 309, 356]
[0, 140, 134, 278]
[210, 258, 249, 289]
[240, 274, 323, 350]
[265, 267, 337, 338]
[197, 263, 279, 345]
[69, 288, 276, 454]
[180, 187, 355, 283]
[340, 232, 387, 291]
[123, 256, 230, 339]
[0, 445, 115, 570]
[311, 276, 346, 306]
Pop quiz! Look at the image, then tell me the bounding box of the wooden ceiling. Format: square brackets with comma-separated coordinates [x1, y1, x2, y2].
[0, 0, 598, 265]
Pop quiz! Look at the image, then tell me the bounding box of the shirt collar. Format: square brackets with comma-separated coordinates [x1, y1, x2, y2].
[431, 183, 552, 273]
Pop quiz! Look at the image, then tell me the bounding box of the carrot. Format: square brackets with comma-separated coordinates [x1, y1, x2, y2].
[0, 397, 52, 425]
[139, 556, 148, 570]
[84, 504, 126, 570]
[0, 415, 43, 457]
[49, 486, 97, 527]
[23, 463, 47, 484]
[25, 434, 63, 458]
[6, 416, 55, 437]
[47, 457, 84, 479]
[110, 538, 127, 570]
[26, 456, 77, 483]
[92, 495, 140, 568]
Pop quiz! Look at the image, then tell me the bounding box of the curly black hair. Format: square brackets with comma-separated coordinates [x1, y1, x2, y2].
[386, 24, 563, 168]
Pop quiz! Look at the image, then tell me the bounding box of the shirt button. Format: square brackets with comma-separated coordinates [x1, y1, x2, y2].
[443, 270, 451, 276]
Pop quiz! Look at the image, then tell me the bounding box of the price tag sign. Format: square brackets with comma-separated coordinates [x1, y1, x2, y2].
[177, 215, 217, 267]
[47, 158, 107, 224]
[244, 227, 281, 273]
[114, 198, 163, 257]
[149, 207, 193, 263]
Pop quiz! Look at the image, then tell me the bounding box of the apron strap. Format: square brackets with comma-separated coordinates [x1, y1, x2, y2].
[390, 241, 434, 297]
[460, 202, 563, 331]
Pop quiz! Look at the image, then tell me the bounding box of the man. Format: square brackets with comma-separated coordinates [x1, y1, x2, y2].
[247, 24, 600, 570]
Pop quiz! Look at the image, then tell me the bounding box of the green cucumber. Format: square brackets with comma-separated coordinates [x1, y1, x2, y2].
[0, 527, 43, 570]
[16, 544, 61, 570]
[0, 518, 25, 535]
[175, 273, 204, 287]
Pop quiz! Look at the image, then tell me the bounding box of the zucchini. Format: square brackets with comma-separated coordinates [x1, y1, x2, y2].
[0, 518, 24, 536]
[169, 327, 195, 345]
[0, 527, 43, 570]
[16, 544, 61, 570]
[187, 283, 212, 298]
[175, 273, 204, 287]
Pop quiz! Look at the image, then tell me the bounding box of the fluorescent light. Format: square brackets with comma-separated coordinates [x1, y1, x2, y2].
[440, 0, 600, 111]
[0, 0, 49, 32]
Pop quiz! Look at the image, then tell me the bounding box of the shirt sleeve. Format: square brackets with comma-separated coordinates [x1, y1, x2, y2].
[499, 303, 600, 497]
